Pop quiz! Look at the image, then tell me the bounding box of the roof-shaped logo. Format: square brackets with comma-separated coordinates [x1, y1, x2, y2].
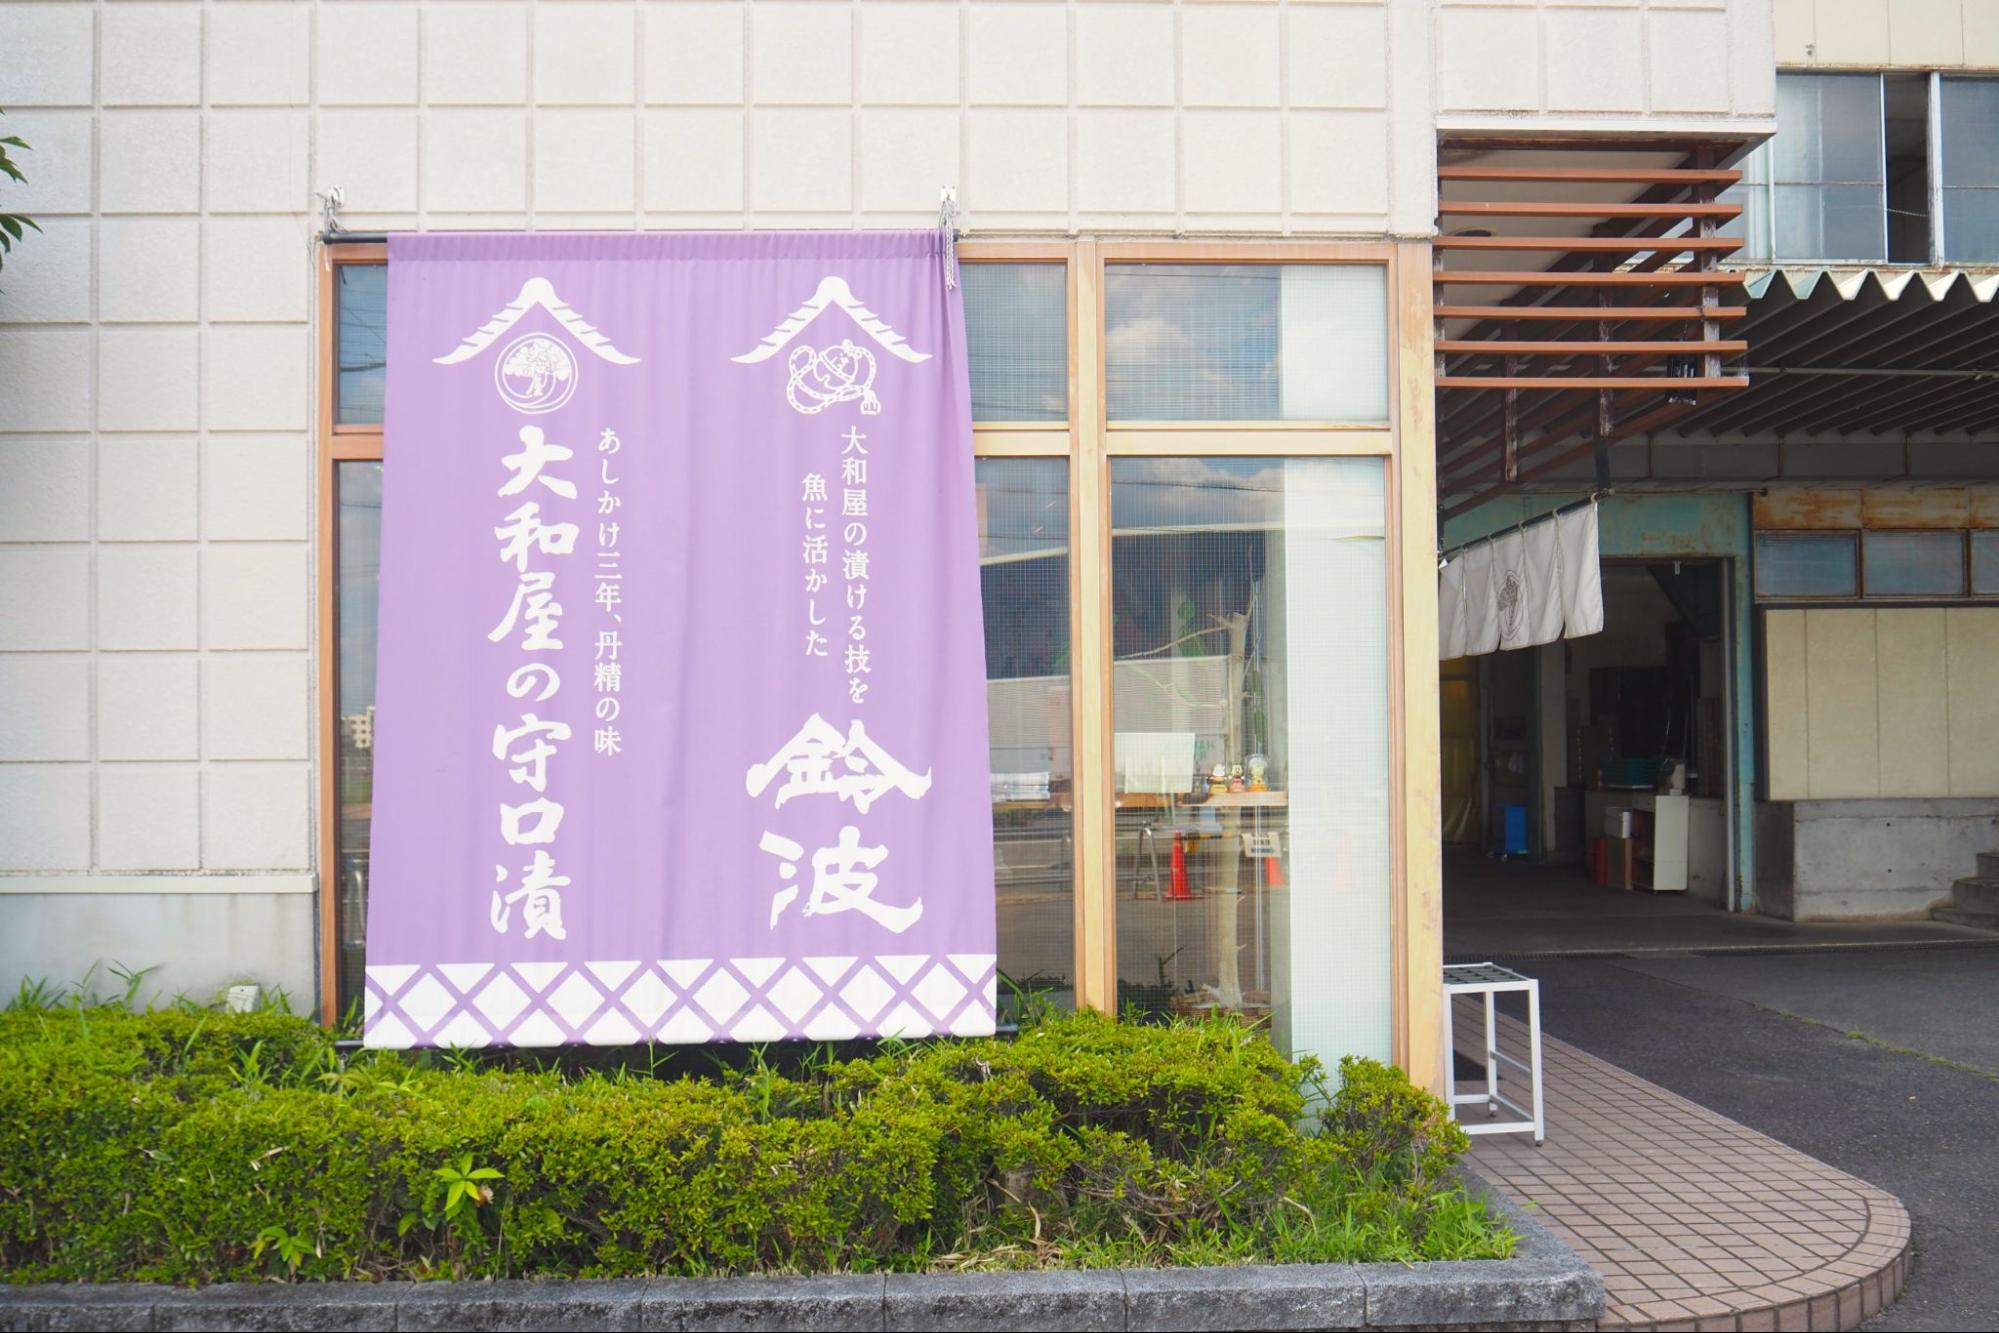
[434, 277, 638, 367]
[732, 276, 930, 366]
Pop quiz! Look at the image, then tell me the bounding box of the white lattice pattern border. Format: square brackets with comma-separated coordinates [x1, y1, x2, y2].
[362, 953, 998, 1049]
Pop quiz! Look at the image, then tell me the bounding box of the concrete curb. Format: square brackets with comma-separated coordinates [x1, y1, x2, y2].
[1, 1176, 1601, 1333]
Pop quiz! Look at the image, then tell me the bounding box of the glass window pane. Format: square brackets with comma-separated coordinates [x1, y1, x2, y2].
[1775, 73, 1885, 185]
[1941, 77, 1999, 190]
[1972, 531, 1999, 595]
[1864, 531, 1965, 597]
[963, 262, 1067, 422]
[1718, 144, 1771, 262]
[1771, 74, 1887, 261]
[1942, 189, 1999, 263]
[1755, 533, 1858, 598]
[336, 263, 387, 426]
[1773, 184, 1886, 262]
[1109, 456, 1391, 1067]
[335, 461, 383, 1017]
[979, 458, 1076, 1014]
[1105, 265, 1388, 422]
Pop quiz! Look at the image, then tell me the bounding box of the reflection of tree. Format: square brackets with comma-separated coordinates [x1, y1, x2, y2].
[504, 339, 571, 399]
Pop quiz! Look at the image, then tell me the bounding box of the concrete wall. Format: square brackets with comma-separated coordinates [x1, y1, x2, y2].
[0, 880, 315, 1007]
[1774, 0, 1999, 68]
[1757, 799, 1997, 919]
[1445, 493, 1758, 909]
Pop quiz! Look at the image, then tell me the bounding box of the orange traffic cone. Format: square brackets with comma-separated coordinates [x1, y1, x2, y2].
[1263, 841, 1284, 889]
[1167, 831, 1195, 900]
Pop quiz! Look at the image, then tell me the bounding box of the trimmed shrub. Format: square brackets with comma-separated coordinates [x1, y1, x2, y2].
[0, 1007, 1509, 1282]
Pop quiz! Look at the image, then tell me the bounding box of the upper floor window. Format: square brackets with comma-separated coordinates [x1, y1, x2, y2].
[336, 263, 387, 424]
[961, 262, 1067, 423]
[1103, 264, 1388, 423]
[1729, 72, 1999, 265]
[334, 258, 1074, 427]
[1941, 78, 1999, 263]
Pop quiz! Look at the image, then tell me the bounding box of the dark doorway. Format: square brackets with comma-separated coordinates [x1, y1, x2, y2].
[1444, 559, 1737, 958]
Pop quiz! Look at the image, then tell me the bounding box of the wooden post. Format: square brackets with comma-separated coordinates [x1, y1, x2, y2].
[1069, 240, 1118, 1014]
[1393, 240, 1443, 1094]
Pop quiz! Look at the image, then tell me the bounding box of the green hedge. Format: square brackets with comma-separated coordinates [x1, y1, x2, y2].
[0, 1006, 1508, 1282]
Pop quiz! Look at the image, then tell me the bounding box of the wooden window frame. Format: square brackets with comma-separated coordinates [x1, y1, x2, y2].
[313, 238, 1441, 1089]
[316, 242, 386, 1024]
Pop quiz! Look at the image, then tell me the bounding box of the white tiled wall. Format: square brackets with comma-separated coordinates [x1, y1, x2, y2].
[1437, 0, 1777, 125]
[1773, 0, 1999, 68]
[0, 0, 1773, 995]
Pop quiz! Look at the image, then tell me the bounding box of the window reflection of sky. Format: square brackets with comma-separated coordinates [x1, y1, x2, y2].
[977, 459, 1070, 682]
[337, 265, 388, 425]
[963, 262, 1067, 422]
[1105, 266, 1281, 420]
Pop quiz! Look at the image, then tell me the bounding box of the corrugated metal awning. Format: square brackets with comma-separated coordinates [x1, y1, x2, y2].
[1664, 267, 1999, 439]
[1739, 267, 1999, 303]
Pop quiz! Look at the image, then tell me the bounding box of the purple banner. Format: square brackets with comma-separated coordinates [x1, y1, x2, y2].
[364, 233, 995, 1048]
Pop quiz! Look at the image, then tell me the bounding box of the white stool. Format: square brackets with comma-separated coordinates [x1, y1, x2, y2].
[1442, 962, 1545, 1144]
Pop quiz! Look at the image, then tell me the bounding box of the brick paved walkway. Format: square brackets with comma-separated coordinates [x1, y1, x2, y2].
[1460, 1013, 1910, 1331]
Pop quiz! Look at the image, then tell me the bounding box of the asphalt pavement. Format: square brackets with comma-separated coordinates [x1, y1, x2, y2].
[1492, 946, 1999, 1332]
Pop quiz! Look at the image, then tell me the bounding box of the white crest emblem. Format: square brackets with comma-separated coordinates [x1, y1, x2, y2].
[734, 276, 929, 417]
[434, 277, 636, 414]
[495, 332, 578, 414]
[784, 340, 878, 416]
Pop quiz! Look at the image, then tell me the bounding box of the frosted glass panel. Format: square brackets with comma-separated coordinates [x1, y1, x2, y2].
[1755, 533, 1858, 598]
[1943, 191, 1999, 262]
[1108, 456, 1391, 1067]
[1105, 264, 1388, 422]
[1942, 79, 1999, 262]
[1972, 532, 1999, 595]
[1773, 74, 1887, 262]
[1776, 74, 1884, 186]
[1941, 78, 1999, 188]
[1774, 184, 1886, 262]
[1719, 144, 1771, 262]
[962, 263, 1067, 422]
[1278, 267, 1390, 422]
[1864, 531, 1965, 597]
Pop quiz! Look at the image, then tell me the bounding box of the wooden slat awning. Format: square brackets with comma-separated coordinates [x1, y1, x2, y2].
[1435, 145, 1759, 517]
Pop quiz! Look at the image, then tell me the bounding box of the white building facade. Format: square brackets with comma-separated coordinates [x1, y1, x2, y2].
[0, 1, 1774, 1063]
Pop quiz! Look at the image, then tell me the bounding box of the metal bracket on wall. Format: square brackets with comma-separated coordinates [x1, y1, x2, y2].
[317, 186, 345, 238]
[939, 185, 961, 288]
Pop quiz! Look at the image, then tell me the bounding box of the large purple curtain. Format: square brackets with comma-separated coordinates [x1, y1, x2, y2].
[365, 232, 995, 1048]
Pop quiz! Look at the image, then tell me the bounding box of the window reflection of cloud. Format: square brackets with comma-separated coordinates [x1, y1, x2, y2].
[1105, 266, 1281, 420]
[1112, 457, 1387, 540]
[963, 263, 1067, 422]
[1112, 455, 1283, 531]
